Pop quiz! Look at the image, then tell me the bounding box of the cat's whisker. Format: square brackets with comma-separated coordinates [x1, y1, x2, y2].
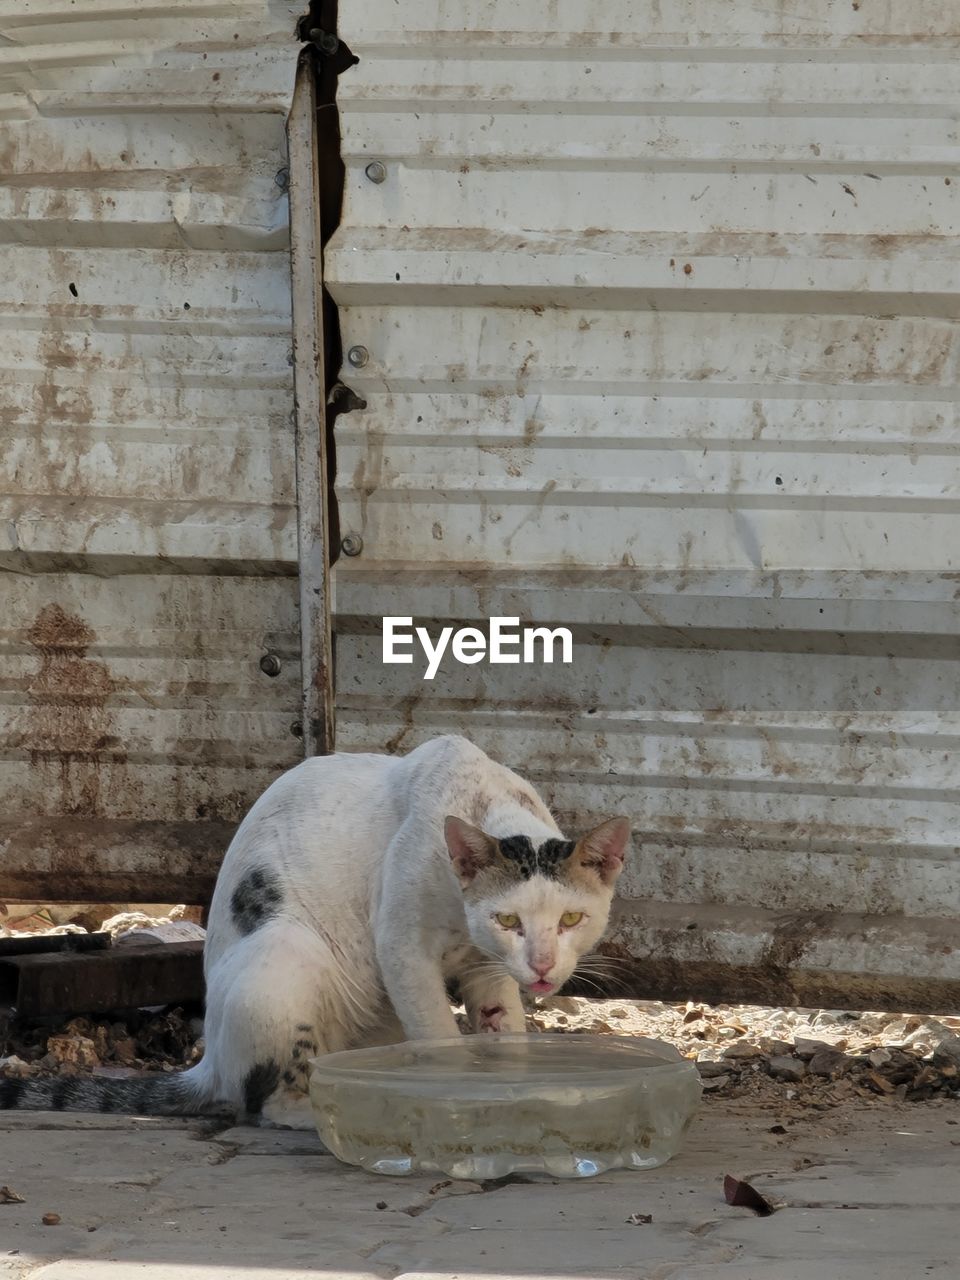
[566, 973, 607, 997]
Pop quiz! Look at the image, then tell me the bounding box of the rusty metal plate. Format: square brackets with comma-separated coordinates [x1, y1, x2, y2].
[327, 3, 960, 1010]
[0, 2, 304, 904]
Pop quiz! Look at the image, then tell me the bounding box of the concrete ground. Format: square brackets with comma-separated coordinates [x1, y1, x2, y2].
[1, 1098, 957, 1280]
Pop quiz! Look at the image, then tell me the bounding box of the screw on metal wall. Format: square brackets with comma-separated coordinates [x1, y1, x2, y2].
[347, 345, 369, 368]
[364, 161, 387, 184]
[340, 533, 363, 557]
[259, 653, 282, 677]
[308, 28, 340, 55]
[330, 383, 367, 413]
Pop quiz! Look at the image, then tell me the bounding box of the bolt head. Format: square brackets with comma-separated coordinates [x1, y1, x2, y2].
[347, 345, 369, 369]
[341, 533, 364, 557]
[364, 161, 387, 184]
[259, 653, 282, 677]
[317, 31, 339, 54]
[274, 167, 290, 191]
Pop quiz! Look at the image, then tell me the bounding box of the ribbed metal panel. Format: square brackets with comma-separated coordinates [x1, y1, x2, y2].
[0, 1, 302, 901]
[328, 2, 960, 1007]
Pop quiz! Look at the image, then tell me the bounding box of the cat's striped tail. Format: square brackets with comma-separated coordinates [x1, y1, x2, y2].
[0, 1065, 222, 1117]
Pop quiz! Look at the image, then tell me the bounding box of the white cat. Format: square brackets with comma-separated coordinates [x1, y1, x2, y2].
[1, 735, 630, 1126]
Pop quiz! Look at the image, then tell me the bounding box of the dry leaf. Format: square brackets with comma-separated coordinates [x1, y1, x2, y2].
[0, 1187, 25, 1205]
[626, 1212, 653, 1225]
[723, 1174, 776, 1217]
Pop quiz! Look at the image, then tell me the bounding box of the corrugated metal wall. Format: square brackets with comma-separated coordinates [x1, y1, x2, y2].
[0, 1, 302, 901]
[328, 2, 960, 1007]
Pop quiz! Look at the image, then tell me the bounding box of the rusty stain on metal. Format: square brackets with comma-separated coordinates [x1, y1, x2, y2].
[587, 940, 960, 1017]
[0, 818, 234, 905]
[22, 604, 122, 819]
[0, 941, 204, 1017]
[1, 4, 305, 908]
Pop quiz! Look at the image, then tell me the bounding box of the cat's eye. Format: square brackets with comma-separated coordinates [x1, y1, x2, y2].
[495, 912, 520, 929]
[560, 911, 584, 928]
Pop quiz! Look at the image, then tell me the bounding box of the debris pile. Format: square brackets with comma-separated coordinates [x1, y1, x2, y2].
[0, 1009, 204, 1081]
[2, 904, 958, 1114]
[1, 903, 205, 1081]
[528, 999, 960, 1105]
[0, 903, 202, 941]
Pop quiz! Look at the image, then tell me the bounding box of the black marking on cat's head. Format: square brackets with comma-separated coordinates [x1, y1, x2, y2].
[231, 865, 283, 936]
[497, 835, 577, 881]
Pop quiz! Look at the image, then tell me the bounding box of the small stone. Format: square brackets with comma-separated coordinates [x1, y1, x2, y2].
[794, 1037, 833, 1059]
[768, 1055, 807, 1082]
[42, 1213, 61, 1227]
[110, 1037, 137, 1065]
[607, 1007, 630, 1019]
[45, 1034, 99, 1071]
[812, 1009, 859, 1028]
[717, 1026, 740, 1040]
[808, 1048, 850, 1078]
[862, 1069, 896, 1095]
[696, 1057, 729, 1077]
[867, 1048, 892, 1068]
[758, 1038, 793, 1056]
[722, 1041, 763, 1060]
[0, 1055, 32, 1078]
[700, 1074, 731, 1091]
[933, 1035, 960, 1066]
[544, 996, 580, 1016]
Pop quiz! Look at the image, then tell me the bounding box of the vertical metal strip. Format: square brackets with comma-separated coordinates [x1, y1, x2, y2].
[287, 52, 335, 756]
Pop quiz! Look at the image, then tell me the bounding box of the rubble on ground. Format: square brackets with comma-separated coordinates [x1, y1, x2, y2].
[0, 903, 206, 1080]
[527, 998, 960, 1108]
[1, 903, 958, 1113]
[0, 903, 202, 940]
[3, 997, 958, 1109]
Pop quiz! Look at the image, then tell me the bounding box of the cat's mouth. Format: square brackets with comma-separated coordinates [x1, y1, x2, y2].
[526, 979, 556, 995]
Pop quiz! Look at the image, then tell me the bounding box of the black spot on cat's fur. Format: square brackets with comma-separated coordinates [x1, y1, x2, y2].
[243, 1061, 280, 1116]
[231, 866, 283, 935]
[498, 835, 577, 880]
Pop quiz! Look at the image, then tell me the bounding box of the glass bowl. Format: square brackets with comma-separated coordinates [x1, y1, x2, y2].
[308, 1033, 700, 1179]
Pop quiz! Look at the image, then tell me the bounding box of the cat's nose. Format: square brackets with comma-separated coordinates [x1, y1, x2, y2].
[532, 961, 553, 978]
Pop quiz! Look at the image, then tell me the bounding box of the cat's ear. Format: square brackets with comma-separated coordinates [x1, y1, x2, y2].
[444, 815, 499, 886]
[573, 817, 631, 886]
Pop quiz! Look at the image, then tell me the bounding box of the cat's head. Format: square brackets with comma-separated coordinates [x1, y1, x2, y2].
[443, 814, 631, 997]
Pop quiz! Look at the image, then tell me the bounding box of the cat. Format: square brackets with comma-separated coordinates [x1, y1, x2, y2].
[1, 735, 630, 1127]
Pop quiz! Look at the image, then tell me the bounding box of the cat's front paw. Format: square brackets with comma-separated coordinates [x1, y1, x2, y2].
[476, 1003, 506, 1033]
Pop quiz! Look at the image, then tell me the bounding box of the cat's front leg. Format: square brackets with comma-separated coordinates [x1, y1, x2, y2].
[460, 969, 527, 1035]
[376, 925, 460, 1041]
